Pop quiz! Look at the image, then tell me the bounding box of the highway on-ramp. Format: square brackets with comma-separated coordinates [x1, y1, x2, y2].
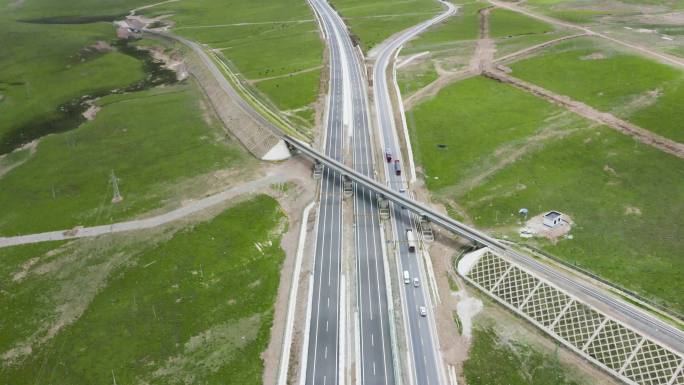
[370, 2, 456, 385]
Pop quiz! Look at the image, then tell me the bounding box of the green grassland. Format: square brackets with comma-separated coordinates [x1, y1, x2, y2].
[521, 0, 684, 24]
[145, 0, 323, 126]
[489, 8, 555, 39]
[489, 8, 573, 59]
[409, 76, 567, 191]
[2, 0, 322, 134]
[0, 18, 147, 153]
[0, 83, 252, 236]
[397, 61, 439, 97]
[0, 195, 286, 384]
[464, 325, 585, 385]
[329, 0, 444, 52]
[397, 2, 482, 98]
[408, 75, 684, 313]
[403, 2, 484, 53]
[511, 37, 684, 143]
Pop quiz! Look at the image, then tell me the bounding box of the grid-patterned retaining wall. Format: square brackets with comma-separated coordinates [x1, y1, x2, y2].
[459, 248, 684, 385]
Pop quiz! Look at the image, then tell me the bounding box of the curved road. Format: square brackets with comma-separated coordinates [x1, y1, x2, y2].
[370, 3, 456, 385]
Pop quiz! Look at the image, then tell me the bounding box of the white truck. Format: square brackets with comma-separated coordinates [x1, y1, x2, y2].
[406, 230, 416, 253]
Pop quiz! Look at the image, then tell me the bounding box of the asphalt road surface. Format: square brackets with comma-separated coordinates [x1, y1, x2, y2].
[308, 0, 396, 384]
[303, 0, 345, 383]
[370, 2, 456, 385]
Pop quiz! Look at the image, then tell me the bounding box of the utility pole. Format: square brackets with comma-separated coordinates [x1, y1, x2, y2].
[110, 170, 123, 203]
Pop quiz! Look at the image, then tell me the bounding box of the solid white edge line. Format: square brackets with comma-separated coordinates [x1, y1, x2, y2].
[279, 201, 316, 385]
[299, 277, 316, 385]
[339, 275, 346, 385]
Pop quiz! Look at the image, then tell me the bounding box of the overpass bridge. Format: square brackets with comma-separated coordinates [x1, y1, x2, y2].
[286, 136, 684, 385]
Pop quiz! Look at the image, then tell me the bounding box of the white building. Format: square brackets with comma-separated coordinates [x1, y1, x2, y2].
[543, 211, 563, 227]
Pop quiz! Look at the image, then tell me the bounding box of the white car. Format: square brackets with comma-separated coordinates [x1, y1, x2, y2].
[419, 306, 427, 317]
[413, 278, 420, 287]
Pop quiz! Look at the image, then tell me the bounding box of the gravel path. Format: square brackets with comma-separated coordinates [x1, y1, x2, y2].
[0, 171, 292, 249]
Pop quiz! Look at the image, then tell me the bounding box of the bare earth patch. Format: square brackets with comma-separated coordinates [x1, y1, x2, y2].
[82, 101, 101, 121]
[148, 314, 261, 384]
[580, 52, 607, 60]
[613, 88, 662, 117]
[1, 245, 135, 365]
[624, 206, 642, 216]
[0, 140, 38, 179]
[454, 291, 483, 339]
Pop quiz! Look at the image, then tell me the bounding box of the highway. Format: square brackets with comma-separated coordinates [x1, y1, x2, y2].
[308, 0, 397, 384]
[302, 0, 345, 383]
[370, 2, 456, 385]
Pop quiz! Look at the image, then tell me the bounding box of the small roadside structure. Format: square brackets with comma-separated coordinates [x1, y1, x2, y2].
[522, 210, 573, 243]
[543, 211, 563, 228]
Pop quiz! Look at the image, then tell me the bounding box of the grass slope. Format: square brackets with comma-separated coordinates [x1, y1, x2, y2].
[0, 195, 285, 384]
[0, 84, 251, 236]
[408, 76, 684, 313]
[145, 0, 323, 126]
[511, 37, 684, 142]
[464, 326, 584, 385]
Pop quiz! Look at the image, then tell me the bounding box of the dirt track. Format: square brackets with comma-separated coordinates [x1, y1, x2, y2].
[489, 0, 684, 69]
[493, 32, 587, 64]
[403, 3, 684, 159]
[484, 69, 684, 158]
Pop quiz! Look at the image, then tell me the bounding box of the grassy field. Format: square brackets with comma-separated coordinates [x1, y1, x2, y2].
[329, 0, 444, 52]
[0, 17, 148, 153]
[0, 83, 252, 236]
[520, 0, 684, 24]
[489, 8, 555, 39]
[408, 75, 684, 313]
[397, 2, 482, 98]
[145, 0, 323, 127]
[511, 37, 684, 143]
[0, 195, 286, 384]
[403, 2, 483, 53]
[464, 325, 585, 385]
[397, 61, 439, 97]
[489, 8, 573, 60]
[409, 76, 568, 191]
[2, 0, 322, 133]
